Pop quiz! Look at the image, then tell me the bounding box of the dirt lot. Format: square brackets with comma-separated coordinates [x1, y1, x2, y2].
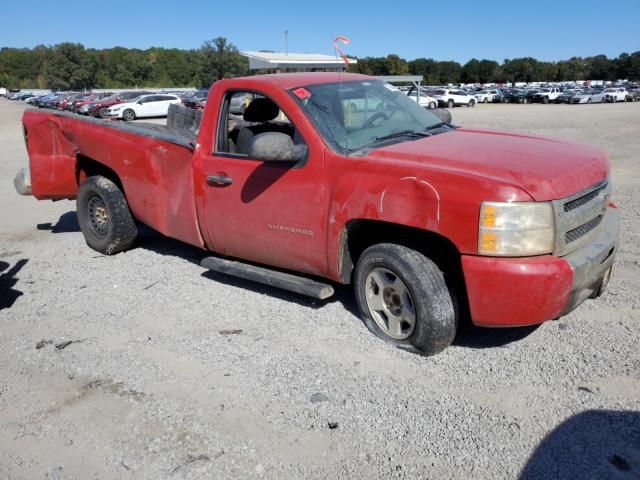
[1, 100, 639, 479]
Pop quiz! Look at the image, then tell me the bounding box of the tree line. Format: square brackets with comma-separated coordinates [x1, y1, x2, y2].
[0, 38, 247, 90]
[349, 52, 640, 84]
[1, 38, 638, 90]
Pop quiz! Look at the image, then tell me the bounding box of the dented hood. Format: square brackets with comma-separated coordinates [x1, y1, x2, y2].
[366, 127, 610, 201]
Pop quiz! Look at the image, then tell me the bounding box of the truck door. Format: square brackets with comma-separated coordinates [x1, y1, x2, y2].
[195, 90, 328, 277]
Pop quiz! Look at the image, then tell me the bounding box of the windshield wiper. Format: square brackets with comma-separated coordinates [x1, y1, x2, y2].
[423, 122, 451, 132]
[374, 129, 431, 141]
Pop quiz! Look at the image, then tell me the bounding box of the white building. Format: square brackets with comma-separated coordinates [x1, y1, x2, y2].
[241, 51, 357, 73]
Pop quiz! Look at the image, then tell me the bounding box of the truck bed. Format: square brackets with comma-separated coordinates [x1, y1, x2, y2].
[24, 107, 196, 150]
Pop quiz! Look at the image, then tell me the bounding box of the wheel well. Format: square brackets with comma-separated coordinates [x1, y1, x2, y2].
[76, 155, 125, 193]
[340, 219, 471, 325]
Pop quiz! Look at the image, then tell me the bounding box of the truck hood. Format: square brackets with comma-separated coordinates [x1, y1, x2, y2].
[366, 127, 609, 201]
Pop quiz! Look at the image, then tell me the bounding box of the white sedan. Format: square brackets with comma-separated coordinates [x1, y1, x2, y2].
[406, 91, 438, 108]
[107, 94, 181, 120]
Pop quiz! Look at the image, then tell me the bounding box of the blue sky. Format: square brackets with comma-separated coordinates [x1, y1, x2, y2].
[1, 0, 638, 62]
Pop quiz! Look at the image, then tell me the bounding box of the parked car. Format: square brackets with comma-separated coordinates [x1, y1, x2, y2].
[626, 89, 640, 102]
[603, 88, 627, 103]
[74, 92, 112, 113]
[81, 91, 153, 118]
[571, 89, 607, 104]
[107, 94, 182, 120]
[405, 88, 438, 108]
[181, 90, 208, 109]
[532, 88, 562, 104]
[229, 92, 258, 115]
[555, 89, 582, 104]
[16, 72, 619, 356]
[474, 89, 500, 103]
[433, 88, 476, 107]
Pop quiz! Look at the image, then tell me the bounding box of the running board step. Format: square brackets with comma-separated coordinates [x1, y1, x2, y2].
[201, 257, 334, 300]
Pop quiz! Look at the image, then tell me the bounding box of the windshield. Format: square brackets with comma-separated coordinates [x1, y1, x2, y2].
[290, 80, 446, 155]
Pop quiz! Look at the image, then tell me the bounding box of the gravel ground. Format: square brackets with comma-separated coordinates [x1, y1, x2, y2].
[1, 101, 639, 479]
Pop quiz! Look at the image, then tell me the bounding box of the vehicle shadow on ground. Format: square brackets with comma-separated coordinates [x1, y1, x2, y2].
[45, 212, 540, 349]
[453, 324, 540, 349]
[37, 211, 80, 233]
[0, 259, 28, 310]
[520, 410, 640, 479]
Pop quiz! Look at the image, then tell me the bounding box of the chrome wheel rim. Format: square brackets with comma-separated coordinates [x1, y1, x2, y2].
[365, 267, 416, 340]
[87, 195, 108, 237]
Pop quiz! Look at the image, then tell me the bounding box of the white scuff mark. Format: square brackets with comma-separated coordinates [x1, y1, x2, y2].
[379, 190, 386, 213]
[400, 176, 441, 223]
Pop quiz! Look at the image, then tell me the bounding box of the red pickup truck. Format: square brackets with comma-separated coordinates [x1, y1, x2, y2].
[14, 73, 619, 355]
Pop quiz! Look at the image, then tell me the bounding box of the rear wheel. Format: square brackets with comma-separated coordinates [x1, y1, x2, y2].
[76, 176, 137, 255]
[354, 243, 457, 355]
[98, 107, 109, 118]
[122, 109, 136, 121]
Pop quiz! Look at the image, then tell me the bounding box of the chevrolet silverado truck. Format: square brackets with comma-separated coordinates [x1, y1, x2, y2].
[14, 72, 619, 355]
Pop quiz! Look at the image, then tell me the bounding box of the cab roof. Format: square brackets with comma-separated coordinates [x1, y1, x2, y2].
[217, 72, 373, 90]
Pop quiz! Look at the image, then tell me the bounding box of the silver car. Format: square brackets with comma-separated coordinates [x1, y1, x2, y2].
[571, 89, 607, 104]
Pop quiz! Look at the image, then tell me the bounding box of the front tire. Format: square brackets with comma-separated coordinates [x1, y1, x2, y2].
[76, 176, 137, 255]
[354, 244, 456, 355]
[428, 101, 436, 109]
[447, 99, 454, 108]
[468, 99, 476, 107]
[122, 109, 136, 121]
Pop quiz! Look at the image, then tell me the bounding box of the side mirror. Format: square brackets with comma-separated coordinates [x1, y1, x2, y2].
[247, 132, 307, 163]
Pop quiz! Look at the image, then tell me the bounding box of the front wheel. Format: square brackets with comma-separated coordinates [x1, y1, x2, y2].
[122, 109, 136, 121]
[542, 96, 549, 104]
[428, 101, 436, 109]
[76, 176, 138, 255]
[468, 99, 476, 107]
[354, 244, 457, 355]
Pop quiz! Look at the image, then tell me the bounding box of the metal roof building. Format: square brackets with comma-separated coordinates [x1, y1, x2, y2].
[241, 51, 357, 72]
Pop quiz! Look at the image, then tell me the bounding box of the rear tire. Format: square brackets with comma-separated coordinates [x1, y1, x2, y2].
[354, 243, 457, 356]
[98, 107, 109, 118]
[76, 176, 137, 255]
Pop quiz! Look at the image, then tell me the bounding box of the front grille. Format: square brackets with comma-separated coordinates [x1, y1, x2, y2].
[565, 215, 604, 243]
[553, 179, 610, 256]
[564, 183, 607, 212]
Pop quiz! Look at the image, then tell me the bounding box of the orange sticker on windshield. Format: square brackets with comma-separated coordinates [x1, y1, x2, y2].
[293, 88, 311, 99]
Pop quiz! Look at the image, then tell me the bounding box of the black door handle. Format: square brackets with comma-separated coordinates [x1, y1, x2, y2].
[206, 175, 233, 187]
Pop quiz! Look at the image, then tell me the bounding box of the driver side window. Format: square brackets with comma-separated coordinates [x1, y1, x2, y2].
[216, 90, 305, 158]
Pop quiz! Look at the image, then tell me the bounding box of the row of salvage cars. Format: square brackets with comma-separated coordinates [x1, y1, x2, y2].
[492, 86, 638, 104]
[9, 90, 210, 121]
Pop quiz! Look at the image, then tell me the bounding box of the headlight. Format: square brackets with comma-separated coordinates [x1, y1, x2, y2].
[478, 201, 555, 256]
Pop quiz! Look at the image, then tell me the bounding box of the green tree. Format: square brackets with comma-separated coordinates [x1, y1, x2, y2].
[198, 37, 247, 87]
[42, 43, 93, 90]
[384, 54, 409, 75]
